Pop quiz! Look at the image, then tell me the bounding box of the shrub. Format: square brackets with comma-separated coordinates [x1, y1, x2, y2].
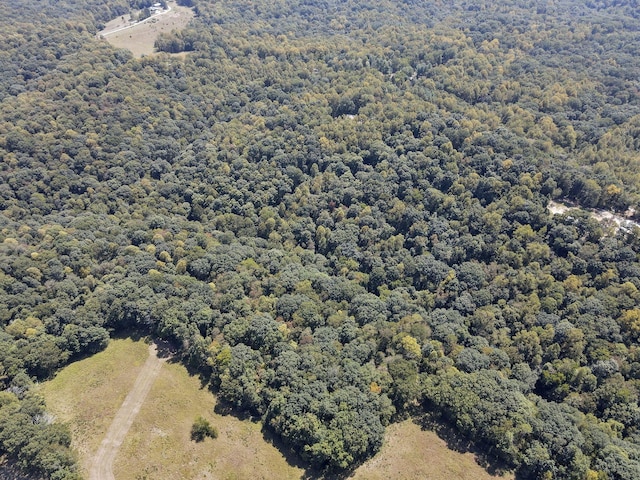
[190, 416, 218, 442]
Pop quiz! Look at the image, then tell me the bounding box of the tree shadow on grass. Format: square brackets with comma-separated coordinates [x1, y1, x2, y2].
[149, 335, 213, 389]
[110, 331, 213, 389]
[153, 337, 178, 359]
[111, 328, 147, 343]
[414, 412, 514, 478]
[213, 397, 260, 422]
[212, 398, 357, 480]
[68, 328, 149, 365]
[260, 426, 359, 480]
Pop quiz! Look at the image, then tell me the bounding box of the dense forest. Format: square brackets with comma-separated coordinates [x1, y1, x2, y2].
[2, 0, 640, 478]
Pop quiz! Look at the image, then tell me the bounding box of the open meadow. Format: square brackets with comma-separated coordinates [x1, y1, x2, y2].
[98, 1, 194, 57]
[39, 338, 512, 480]
[352, 421, 514, 480]
[39, 338, 304, 479]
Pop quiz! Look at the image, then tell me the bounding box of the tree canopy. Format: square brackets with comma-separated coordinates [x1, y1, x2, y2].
[2, 0, 640, 478]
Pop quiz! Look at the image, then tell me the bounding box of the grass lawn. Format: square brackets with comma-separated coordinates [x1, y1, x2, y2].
[37, 336, 149, 472]
[39, 337, 304, 479]
[40, 337, 514, 479]
[352, 420, 514, 480]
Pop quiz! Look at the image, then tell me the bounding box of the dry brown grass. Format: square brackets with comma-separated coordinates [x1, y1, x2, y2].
[38, 336, 150, 472]
[351, 420, 514, 480]
[40, 338, 514, 480]
[39, 338, 304, 480]
[98, 1, 194, 57]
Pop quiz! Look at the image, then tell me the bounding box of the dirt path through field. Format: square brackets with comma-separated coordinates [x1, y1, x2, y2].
[89, 343, 165, 480]
[100, 5, 172, 37]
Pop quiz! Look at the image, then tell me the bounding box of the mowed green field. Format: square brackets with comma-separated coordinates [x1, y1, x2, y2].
[39, 338, 513, 479]
[37, 337, 150, 470]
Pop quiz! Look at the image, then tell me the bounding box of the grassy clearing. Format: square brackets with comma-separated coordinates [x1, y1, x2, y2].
[98, 1, 194, 57]
[39, 338, 304, 480]
[115, 356, 305, 479]
[351, 420, 514, 480]
[38, 337, 149, 474]
[40, 338, 513, 479]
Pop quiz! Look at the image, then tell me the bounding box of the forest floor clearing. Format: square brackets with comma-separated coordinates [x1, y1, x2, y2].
[40, 338, 513, 480]
[97, 1, 194, 57]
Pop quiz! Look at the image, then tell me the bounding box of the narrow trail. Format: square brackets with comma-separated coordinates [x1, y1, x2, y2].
[89, 343, 165, 480]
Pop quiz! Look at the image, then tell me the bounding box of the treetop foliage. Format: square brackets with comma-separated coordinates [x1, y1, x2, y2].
[2, 0, 640, 478]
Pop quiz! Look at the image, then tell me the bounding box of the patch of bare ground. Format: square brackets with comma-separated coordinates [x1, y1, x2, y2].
[547, 199, 574, 216]
[548, 199, 640, 234]
[98, 1, 194, 57]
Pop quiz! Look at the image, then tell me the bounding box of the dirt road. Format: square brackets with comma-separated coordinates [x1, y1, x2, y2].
[89, 343, 164, 480]
[99, 5, 172, 37]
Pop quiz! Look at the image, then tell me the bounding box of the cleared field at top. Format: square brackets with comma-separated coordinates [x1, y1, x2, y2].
[98, 1, 194, 57]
